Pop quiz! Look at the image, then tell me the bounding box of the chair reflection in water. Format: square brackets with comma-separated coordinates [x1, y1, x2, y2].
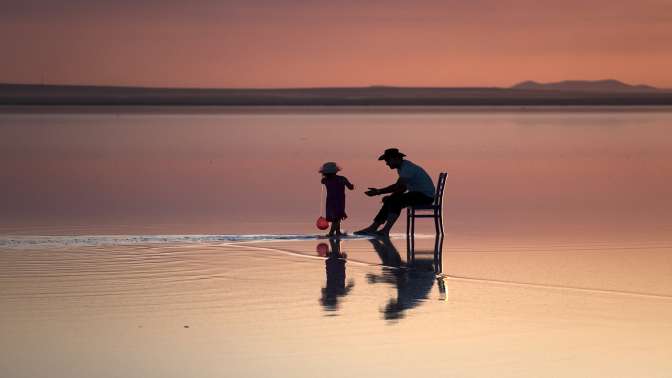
[406, 172, 447, 273]
[367, 236, 446, 321]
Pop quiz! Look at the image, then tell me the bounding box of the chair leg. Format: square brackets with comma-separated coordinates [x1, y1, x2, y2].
[433, 212, 442, 270]
[437, 211, 444, 273]
[410, 211, 416, 262]
[406, 209, 411, 263]
[436, 233, 444, 274]
[438, 210, 445, 237]
[434, 245, 440, 274]
[438, 211, 445, 273]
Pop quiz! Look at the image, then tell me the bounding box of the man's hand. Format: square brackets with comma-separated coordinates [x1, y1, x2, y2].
[365, 187, 378, 197]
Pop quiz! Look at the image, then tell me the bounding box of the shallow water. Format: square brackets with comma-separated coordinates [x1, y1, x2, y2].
[2, 107, 672, 376]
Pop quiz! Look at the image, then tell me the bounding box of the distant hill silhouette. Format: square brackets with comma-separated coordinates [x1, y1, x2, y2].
[1, 82, 672, 106]
[512, 79, 659, 92]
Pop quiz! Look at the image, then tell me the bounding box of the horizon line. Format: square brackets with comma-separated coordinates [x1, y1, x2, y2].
[0, 81, 508, 90]
[1, 79, 666, 91]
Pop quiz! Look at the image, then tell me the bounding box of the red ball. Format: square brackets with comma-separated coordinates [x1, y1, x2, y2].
[316, 216, 330, 230]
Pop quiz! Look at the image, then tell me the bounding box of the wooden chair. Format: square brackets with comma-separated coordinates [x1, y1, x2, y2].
[406, 172, 447, 268]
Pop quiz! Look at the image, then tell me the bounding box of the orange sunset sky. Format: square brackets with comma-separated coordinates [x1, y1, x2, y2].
[1, 0, 671, 88]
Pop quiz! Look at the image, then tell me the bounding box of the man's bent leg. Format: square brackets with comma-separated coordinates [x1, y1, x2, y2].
[373, 194, 400, 223]
[377, 193, 406, 235]
[355, 194, 402, 235]
[378, 212, 400, 235]
[378, 192, 432, 236]
[404, 192, 434, 207]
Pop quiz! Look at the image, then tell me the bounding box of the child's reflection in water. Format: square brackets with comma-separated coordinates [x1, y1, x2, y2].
[317, 238, 354, 312]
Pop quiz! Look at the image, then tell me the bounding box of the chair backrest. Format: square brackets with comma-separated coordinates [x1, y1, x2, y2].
[433, 172, 448, 207]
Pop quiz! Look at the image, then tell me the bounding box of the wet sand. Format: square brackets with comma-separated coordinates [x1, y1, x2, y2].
[2, 236, 671, 377]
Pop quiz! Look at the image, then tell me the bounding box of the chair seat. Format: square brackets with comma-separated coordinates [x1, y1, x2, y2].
[411, 204, 438, 210]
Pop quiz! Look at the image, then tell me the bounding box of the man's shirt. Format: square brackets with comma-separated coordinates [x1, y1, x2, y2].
[398, 160, 435, 198]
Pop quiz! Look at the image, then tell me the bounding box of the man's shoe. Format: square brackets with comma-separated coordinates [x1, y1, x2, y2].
[374, 230, 390, 238]
[354, 228, 377, 236]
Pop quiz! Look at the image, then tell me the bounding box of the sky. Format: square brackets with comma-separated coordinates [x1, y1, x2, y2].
[1, 0, 671, 88]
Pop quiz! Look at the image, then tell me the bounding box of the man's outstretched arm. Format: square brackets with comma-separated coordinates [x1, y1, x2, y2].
[365, 178, 406, 196]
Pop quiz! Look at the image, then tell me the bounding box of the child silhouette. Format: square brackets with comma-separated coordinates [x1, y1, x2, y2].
[319, 162, 354, 237]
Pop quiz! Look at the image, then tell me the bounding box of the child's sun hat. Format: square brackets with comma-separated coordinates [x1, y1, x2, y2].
[319, 162, 341, 174]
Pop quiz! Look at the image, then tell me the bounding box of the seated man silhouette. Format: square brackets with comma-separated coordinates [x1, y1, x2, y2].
[355, 148, 435, 236]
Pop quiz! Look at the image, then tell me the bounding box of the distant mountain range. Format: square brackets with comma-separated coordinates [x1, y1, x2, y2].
[511, 79, 660, 92]
[1, 81, 671, 106]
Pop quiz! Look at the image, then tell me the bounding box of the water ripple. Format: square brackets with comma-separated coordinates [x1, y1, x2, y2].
[0, 233, 391, 249]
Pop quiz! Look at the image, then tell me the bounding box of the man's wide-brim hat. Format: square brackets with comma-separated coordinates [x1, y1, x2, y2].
[378, 148, 406, 161]
[319, 162, 341, 174]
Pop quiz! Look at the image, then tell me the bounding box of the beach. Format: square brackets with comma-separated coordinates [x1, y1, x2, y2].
[2, 106, 672, 376]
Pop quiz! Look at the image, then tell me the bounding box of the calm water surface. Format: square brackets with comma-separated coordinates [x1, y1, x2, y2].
[1, 107, 672, 377]
[2, 106, 672, 239]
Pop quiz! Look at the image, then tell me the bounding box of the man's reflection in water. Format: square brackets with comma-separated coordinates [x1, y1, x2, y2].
[367, 237, 441, 321]
[318, 238, 354, 312]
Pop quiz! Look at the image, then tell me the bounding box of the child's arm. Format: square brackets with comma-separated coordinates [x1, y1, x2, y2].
[344, 177, 354, 190]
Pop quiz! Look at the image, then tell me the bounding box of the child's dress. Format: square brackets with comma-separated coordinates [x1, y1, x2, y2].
[322, 175, 348, 222]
